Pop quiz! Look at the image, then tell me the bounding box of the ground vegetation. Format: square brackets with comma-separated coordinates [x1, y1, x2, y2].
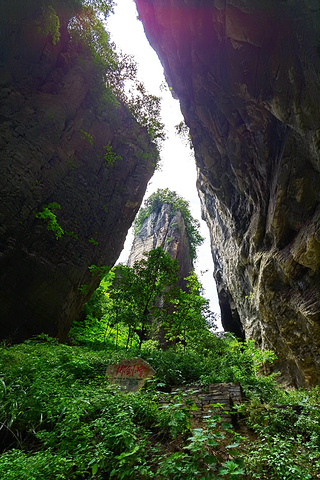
[1, 328, 320, 479]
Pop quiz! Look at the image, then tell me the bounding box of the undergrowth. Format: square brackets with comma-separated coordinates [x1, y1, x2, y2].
[0, 334, 320, 479]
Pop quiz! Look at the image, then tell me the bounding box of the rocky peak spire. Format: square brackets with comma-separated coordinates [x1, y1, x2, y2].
[128, 202, 193, 290]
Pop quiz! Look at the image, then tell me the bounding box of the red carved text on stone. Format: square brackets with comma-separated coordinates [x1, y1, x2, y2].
[115, 364, 146, 378]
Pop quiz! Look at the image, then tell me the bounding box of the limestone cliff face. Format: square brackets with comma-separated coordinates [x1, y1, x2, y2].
[0, 2, 156, 341]
[135, 0, 320, 386]
[128, 203, 193, 288]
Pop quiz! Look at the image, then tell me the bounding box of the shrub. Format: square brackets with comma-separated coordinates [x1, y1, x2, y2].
[35, 202, 64, 239]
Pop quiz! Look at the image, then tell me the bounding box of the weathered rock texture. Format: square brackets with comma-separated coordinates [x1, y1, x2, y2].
[0, 2, 156, 341]
[106, 358, 156, 393]
[135, 0, 320, 387]
[158, 383, 245, 425]
[128, 203, 193, 288]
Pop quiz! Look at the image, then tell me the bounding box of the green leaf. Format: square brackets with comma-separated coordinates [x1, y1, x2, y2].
[91, 463, 99, 475]
[0, 378, 6, 396]
[207, 439, 219, 447]
[116, 445, 139, 460]
[226, 442, 240, 449]
[221, 422, 233, 429]
[205, 454, 218, 465]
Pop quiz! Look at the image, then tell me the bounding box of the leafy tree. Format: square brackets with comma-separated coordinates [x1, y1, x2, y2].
[125, 82, 166, 144]
[175, 119, 194, 150]
[67, 0, 165, 148]
[83, 248, 213, 350]
[162, 272, 209, 348]
[83, 270, 114, 322]
[67, 1, 116, 68]
[30, 0, 165, 150]
[108, 248, 180, 349]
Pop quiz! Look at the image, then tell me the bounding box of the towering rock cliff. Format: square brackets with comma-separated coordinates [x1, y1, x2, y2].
[135, 0, 320, 386]
[128, 202, 193, 288]
[127, 199, 195, 348]
[0, 2, 157, 341]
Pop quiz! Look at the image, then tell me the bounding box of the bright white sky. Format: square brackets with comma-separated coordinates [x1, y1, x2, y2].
[108, 0, 221, 318]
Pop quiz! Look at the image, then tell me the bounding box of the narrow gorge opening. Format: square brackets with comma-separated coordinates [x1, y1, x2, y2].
[108, 0, 221, 326]
[2, 1, 320, 477]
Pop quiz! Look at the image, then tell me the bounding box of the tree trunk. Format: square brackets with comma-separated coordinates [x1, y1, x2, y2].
[126, 325, 131, 350]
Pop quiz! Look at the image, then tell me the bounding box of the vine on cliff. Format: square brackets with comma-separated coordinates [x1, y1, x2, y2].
[35, 203, 64, 239]
[34, 0, 164, 152]
[41, 5, 60, 45]
[134, 189, 204, 260]
[66, 0, 165, 150]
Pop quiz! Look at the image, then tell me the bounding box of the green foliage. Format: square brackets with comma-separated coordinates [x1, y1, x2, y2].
[151, 390, 195, 440]
[83, 0, 115, 17]
[245, 432, 320, 479]
[88, 236, 98, 246]
[175, 120, 194, 150]
[126, 82, 166, 146]
[108, 248, 181, 349]
[65, 229, 79, 240]
[103, 142, 123, 166]
[245, 292, 254, 301]
[0, 340, 151, 479]
[15, 0, 159, 158]
[0, 338, 248, 480]
[163, 272, 209, 346]
[157, 411, 245, 479]
[82, 249, 213, 351]
[140, 335, 277, 396]
[197, 335, 278, 401]
[69, 3, 116, 74]
[66, 1, 165, 151]
[1, 334, 319, 479]
[88, 264, 111, 278]
[72, 249, 276, 393]
[35, 202, 64, 239]
[41, 5, 60, 45]
[80, 129, 94, 146]
[78, 284, 90, 294]
[243, 395, 320, 479]
[72, 318, 277, 402]
[134, 189, 204, 260]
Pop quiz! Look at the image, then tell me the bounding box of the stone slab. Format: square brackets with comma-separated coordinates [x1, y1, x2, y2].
[106, 358, 156, 392]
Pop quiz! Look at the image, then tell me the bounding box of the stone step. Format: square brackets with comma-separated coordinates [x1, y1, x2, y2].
[158, 382, 245, 425]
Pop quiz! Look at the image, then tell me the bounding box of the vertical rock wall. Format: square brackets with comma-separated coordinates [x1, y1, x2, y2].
[0, 2, 157, 341]
[135, 0, 320, 386]
[128, 203, 193, 288]
[128, 202, 194, 348]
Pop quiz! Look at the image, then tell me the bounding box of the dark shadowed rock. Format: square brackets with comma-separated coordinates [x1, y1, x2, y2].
[135, 0, 320, 387]
[0, 2, 157, 341]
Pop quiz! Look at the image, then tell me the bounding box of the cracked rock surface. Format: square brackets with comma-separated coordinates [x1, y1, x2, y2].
[136, 0, 320, 386]
[128, 202, 193, 290]
[0, 3, 156, 341]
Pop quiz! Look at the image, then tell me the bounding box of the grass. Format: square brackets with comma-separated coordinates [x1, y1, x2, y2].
[0, 333, 320, 479]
